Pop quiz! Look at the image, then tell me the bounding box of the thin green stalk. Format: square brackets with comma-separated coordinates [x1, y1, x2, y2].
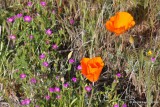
[88, 88, 94, 107]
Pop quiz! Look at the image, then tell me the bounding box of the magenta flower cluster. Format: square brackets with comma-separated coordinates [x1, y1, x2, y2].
[69, 58, 75, 64]
[39, 53, 46, 59]
[40, 1, 46, 7]
[63, 83, 69, 88]
[71, 77, 77, 83]
[77, 65, 82, 70]
[85, 86, 92, 92]
[43, 61, 49, 67]
[52, 44, 58, 50]
[49, 87, 60, 92]
[20, 73, 27, 79]
[45, 95, 50, 100]
[30, 78, 37, 84]
[46, 29, 52, 36]
[24, 16, 32, 22]
[21, 99, 31, 105]
[9, 35, 16, 40]
[27, 2, 32, 6]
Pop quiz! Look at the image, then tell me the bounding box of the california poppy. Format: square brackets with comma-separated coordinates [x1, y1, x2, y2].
[80, 57, 104, 82]
[106, 12, 135, 35]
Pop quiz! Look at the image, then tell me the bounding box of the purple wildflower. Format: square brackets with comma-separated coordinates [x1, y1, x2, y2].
[122, 104, 127, 107]
[71, 77, 77, 83]
[56, 95, 61, 99]
[20, 73, 26, 79]
[52, 10, 56, 14]
[113, 104, 119, 107]
[85, 86, 92, 92]
[16, 13, 23, 18]
[77, 65, 82, 70]
[151, 57, 156, 62]
[69, 58, 75, 64]
[43, 61, 49, 67]
[52, 44, 58, 50]
[9, 35, 16, 40]
[45, 95, 50, 100]
[21, 100, 26, 105]
[40, 1, 46, 7]
[46, 29, 52, 36]
[30, 78, 37, 84]
[116, 73, 121, 78]
[27, 2, 32, 6]
[39, 53, 45, 59]
[49, 87, 54, 92]
[69, 19, 74, 25]
[21, 99, 30, 105]
[7, 17, 14, 23]
[25, 99, 31, 105]
[24, 15, 32, 22]
[54, 87, 60, 92]
[29, 35, 33, 39]
[63, 83, 69, 88]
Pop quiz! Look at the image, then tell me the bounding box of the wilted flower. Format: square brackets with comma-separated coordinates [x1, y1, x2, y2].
[69, 19, 74, 25]
[116, 73, 121, 78]
[81, 57, 104, 82]
[63, 83, 69, 88]
[24, 16, 32, 22]
[43, 61, 49, 67]
[7, 17, 14, 23]
[106, 12, 135, 35]
[9, 35, 16, 40]
[39, 53, 45, 59]
[20, 73, 26, 79]
[122, 104, 127, 107]
[30, 78, 37, 84]
[40, 1, 46, 7]
[52, 44, 58, 50]
[45, 95, 50, 100]
[46, 29, 52, 36]
[71, 77, 77, 83]
[77, 65, 82, 70]
[85, 86, 92, 92]
[69, 58, 75, 64]
[113, 104, 119, 107]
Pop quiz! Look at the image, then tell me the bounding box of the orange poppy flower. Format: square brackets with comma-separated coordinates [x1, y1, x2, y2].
[106, 12, 135, 35]
[80, 57, 104, 82]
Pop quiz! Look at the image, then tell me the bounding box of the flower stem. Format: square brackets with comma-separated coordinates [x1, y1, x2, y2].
[88, 87, 94, 107]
